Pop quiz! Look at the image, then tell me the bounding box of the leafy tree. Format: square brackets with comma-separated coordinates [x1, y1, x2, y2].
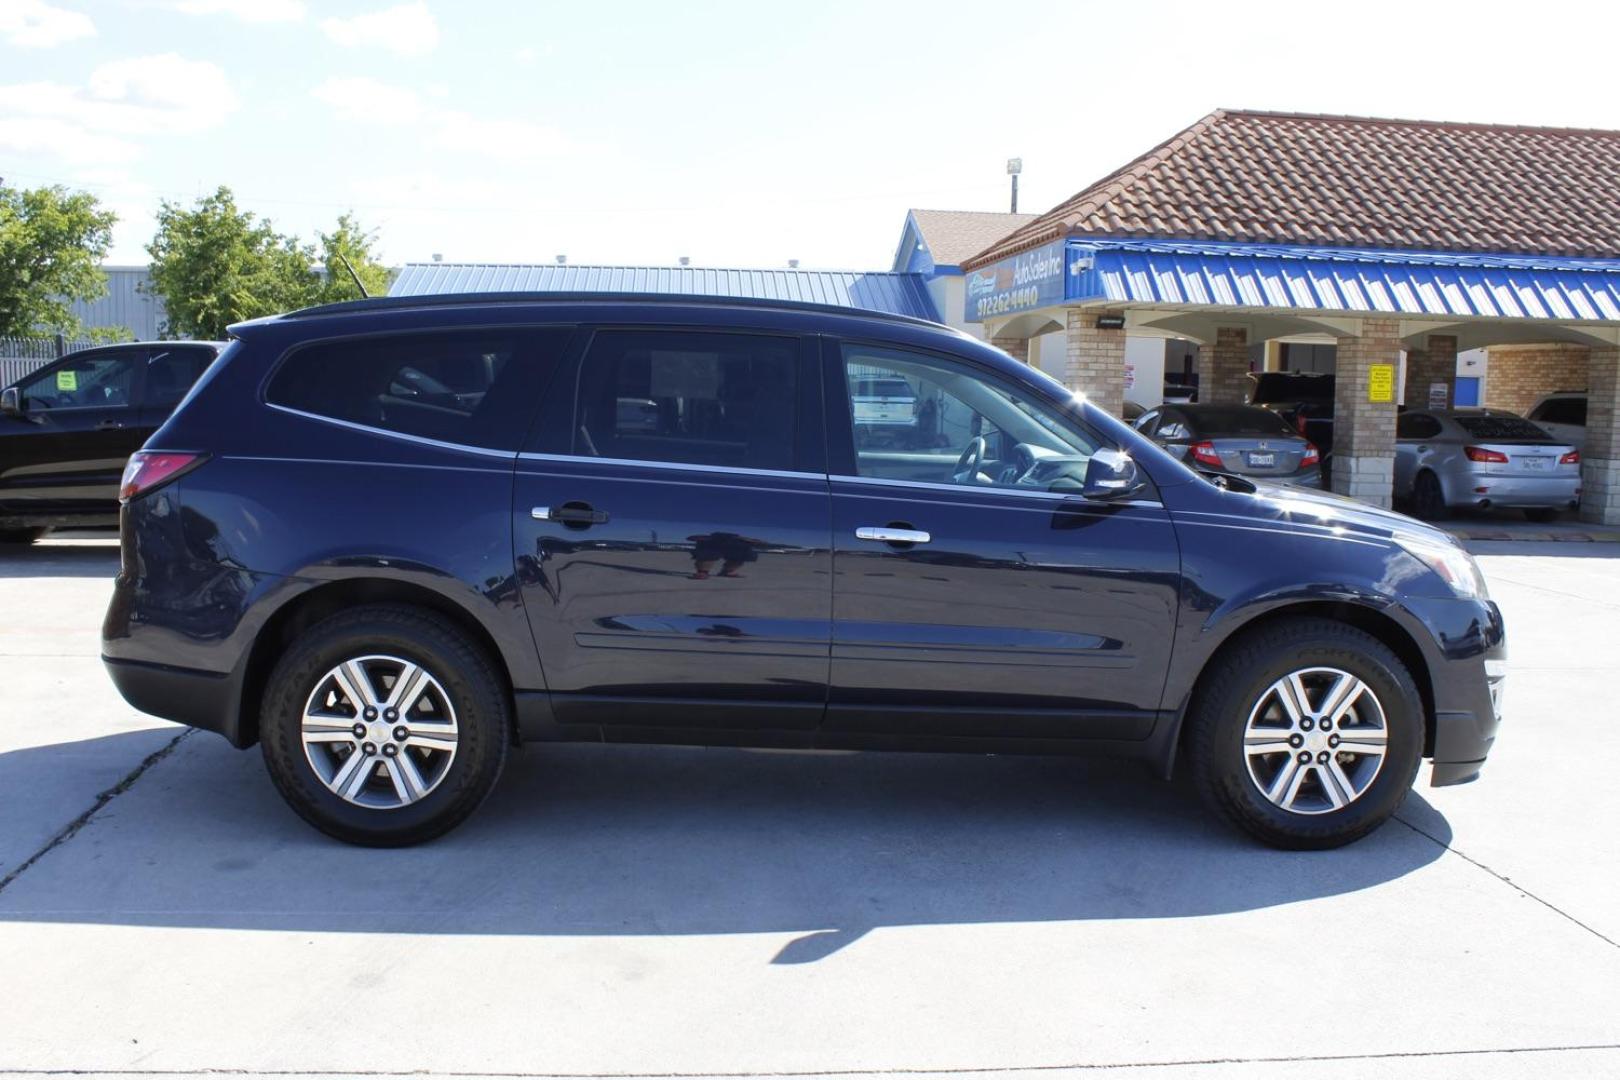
[0, 180, 117, 337]
[145, 186, 319, 339]
[316, 212, 393, 303]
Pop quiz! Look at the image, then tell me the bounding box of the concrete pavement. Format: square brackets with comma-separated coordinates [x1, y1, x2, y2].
[1, 535, 1616, 1079]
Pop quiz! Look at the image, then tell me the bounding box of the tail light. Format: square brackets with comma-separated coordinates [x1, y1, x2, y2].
[1464, 446, 1509, 464]
[119, 451, 207, 503]
[1190, 441, 1225, 468]
[1301, 442, 1320, 467]
[1560, 449, 1581, 465]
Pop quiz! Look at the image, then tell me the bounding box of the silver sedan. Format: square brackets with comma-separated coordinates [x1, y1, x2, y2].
[1395, 408, 1580, 522]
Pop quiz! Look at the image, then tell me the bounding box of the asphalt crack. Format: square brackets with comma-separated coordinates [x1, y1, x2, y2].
[1394, 812, 1620, 951]
[0, 729, 192, 896]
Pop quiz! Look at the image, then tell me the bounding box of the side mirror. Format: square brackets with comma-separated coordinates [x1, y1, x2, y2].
[0, 386, 22, 418]
[1082, 448, 1146, 501]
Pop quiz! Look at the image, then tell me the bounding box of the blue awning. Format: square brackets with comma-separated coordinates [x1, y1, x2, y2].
[389, 263, 940, 321]
[1066, 240, 1620, 322]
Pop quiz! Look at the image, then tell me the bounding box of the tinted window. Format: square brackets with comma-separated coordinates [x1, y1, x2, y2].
[1183, 406, 1296, 437]
[19, 350, 138, 410]
[839, 344, 1104, 492]
[1532, 398, 1587, 426]
[1453, 414, 1553, 442]
[574, 330, 798, 470]
[144, 346, 216, 407]
[1135, 409, 1160, 434]
[267, 330, 554, 450]
[1397, 413, 1443, 440]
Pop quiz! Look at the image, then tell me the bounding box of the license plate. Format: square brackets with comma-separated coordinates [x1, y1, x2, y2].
[1520, 456, 1551, 471]
[1246, 452, 1275, 467]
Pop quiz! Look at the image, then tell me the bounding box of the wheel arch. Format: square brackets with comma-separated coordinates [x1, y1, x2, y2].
[235, 577, 519, 749]
[1164, 600, 1437, 778]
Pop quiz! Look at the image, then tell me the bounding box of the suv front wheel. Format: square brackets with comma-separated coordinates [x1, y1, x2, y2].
[1187, 617, 1423, 849]
[259, 605, 511, 846]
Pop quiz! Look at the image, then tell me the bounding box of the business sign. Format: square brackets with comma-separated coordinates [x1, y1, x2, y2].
[1368, 364, 1396, 403]
[964, 240, 1067, 322]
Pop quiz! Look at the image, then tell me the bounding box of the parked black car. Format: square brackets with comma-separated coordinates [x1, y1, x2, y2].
[0, 341, 222, 543]
[102, 295, 1505, 850]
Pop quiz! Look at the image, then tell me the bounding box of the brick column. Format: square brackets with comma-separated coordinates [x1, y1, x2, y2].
[1580, 346, 1620, 525]
[1194, 327, 1250, 403]
[1403, 334, 1457, 409]
[989, 335, 1029, 364]
[1331, 317, 1401, 507]
[1064, 309, 1126, 416]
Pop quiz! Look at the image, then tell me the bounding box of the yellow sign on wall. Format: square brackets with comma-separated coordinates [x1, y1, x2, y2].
[1368, 364, 1395, 403]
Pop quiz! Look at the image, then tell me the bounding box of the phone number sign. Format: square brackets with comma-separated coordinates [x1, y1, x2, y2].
[964, 240, 1068, 322]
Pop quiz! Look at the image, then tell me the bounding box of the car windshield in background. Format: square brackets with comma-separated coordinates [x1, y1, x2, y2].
[1453, 415, 1555, 442]
[1190, 406, 1298, 437]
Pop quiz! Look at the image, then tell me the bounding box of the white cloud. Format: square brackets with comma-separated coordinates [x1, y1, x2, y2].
[320, 1, 438, 56]
[310, 76, 570, 161]
[0, 0, 94, 47]
[310, 75, 422, 123]
[168, 0, 306, 22]
[0, 53, 240, 165]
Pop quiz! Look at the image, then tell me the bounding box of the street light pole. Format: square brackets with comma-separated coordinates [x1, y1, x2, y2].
[1007, 157, 1023, 214]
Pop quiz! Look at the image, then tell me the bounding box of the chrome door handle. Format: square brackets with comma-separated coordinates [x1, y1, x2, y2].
[855, 526, 930, 544]
[532, 504, 609, 525]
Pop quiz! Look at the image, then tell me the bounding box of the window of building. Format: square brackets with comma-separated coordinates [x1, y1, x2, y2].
[574, 330, 799, 471]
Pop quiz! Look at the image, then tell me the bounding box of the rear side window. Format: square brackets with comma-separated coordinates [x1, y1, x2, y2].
[1532, 398, 1587, 426]
[573, 330, 799, 470]
[266, 329, 570, 450]
[144, 346, 216, 407]
[1397, 413, 1444, 440]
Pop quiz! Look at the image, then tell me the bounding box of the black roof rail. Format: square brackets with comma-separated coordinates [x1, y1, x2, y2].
[245, 291, 950, 331]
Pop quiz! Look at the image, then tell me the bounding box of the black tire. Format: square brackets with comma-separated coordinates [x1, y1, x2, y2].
[1523, 507, 1560, 524]
[0, 527, 45, 546]
[1186, 617, 1424, 850]
[1411, 471, 1448, 521]
[259, 604, 510, 846]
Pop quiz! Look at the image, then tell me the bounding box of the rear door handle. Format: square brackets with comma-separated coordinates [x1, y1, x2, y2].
[532, 504, 609, 525]
[96, 420, 125, 431]
[855, 526, 931, 545]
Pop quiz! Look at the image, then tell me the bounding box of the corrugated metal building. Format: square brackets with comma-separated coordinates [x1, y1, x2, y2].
[68, 265, 165, 339]
[389, 262, 940, 321]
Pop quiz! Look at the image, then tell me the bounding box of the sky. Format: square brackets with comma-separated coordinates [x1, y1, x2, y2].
[5, 0, 1620, 273]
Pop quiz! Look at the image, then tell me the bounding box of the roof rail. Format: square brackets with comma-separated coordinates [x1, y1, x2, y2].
[255, 291, 947, 330]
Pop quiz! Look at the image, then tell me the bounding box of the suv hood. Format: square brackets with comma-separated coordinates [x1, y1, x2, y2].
[1239, 480, 1457, 547]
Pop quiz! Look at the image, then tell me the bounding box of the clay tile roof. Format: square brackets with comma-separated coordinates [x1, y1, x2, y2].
[906, 208, 1039, 267]
[961, 109, 1620, 269]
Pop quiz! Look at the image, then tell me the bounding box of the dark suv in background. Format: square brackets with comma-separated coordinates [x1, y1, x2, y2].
[1, 341, 222, 544]
[102, 295, 1505, 850]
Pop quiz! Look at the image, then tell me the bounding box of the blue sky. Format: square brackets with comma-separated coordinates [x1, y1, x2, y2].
[4, 0, 1620, 271]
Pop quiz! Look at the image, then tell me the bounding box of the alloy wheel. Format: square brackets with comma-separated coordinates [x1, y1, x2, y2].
[1242, 666, 1388, 815]
[300, 654, 459, 809]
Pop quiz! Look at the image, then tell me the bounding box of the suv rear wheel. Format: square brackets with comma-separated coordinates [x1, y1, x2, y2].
[259, 605, 510, 846]
[1187, 617, 1423, 849]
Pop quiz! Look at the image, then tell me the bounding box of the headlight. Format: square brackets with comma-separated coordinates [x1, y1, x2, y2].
[1396, 534, 1490, 600]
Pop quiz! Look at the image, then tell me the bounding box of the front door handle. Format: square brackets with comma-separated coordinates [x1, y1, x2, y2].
[855, 526, 931, 545]
[533, 504, 609, 526]
[96, 420, 125, 431]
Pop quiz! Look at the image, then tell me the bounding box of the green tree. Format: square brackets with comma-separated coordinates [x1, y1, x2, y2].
[145, 186, 319, 339]
[0, 180, 117, 337]
[316, 212, 393, 303]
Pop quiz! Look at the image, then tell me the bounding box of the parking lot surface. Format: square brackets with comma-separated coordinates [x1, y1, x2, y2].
[1, 534, 1617, 1079]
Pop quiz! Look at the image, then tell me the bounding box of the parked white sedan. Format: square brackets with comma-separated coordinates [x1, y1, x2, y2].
[1395, 408, 1580, 522]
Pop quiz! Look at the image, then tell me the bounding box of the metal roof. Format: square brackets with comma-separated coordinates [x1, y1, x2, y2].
[390, 263, 940, 321]
[69, 266, 165, 339]
[1072, 239, 1620, 321]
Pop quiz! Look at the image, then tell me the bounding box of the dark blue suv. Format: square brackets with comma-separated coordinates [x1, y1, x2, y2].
[102, 295, 1506, 848]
